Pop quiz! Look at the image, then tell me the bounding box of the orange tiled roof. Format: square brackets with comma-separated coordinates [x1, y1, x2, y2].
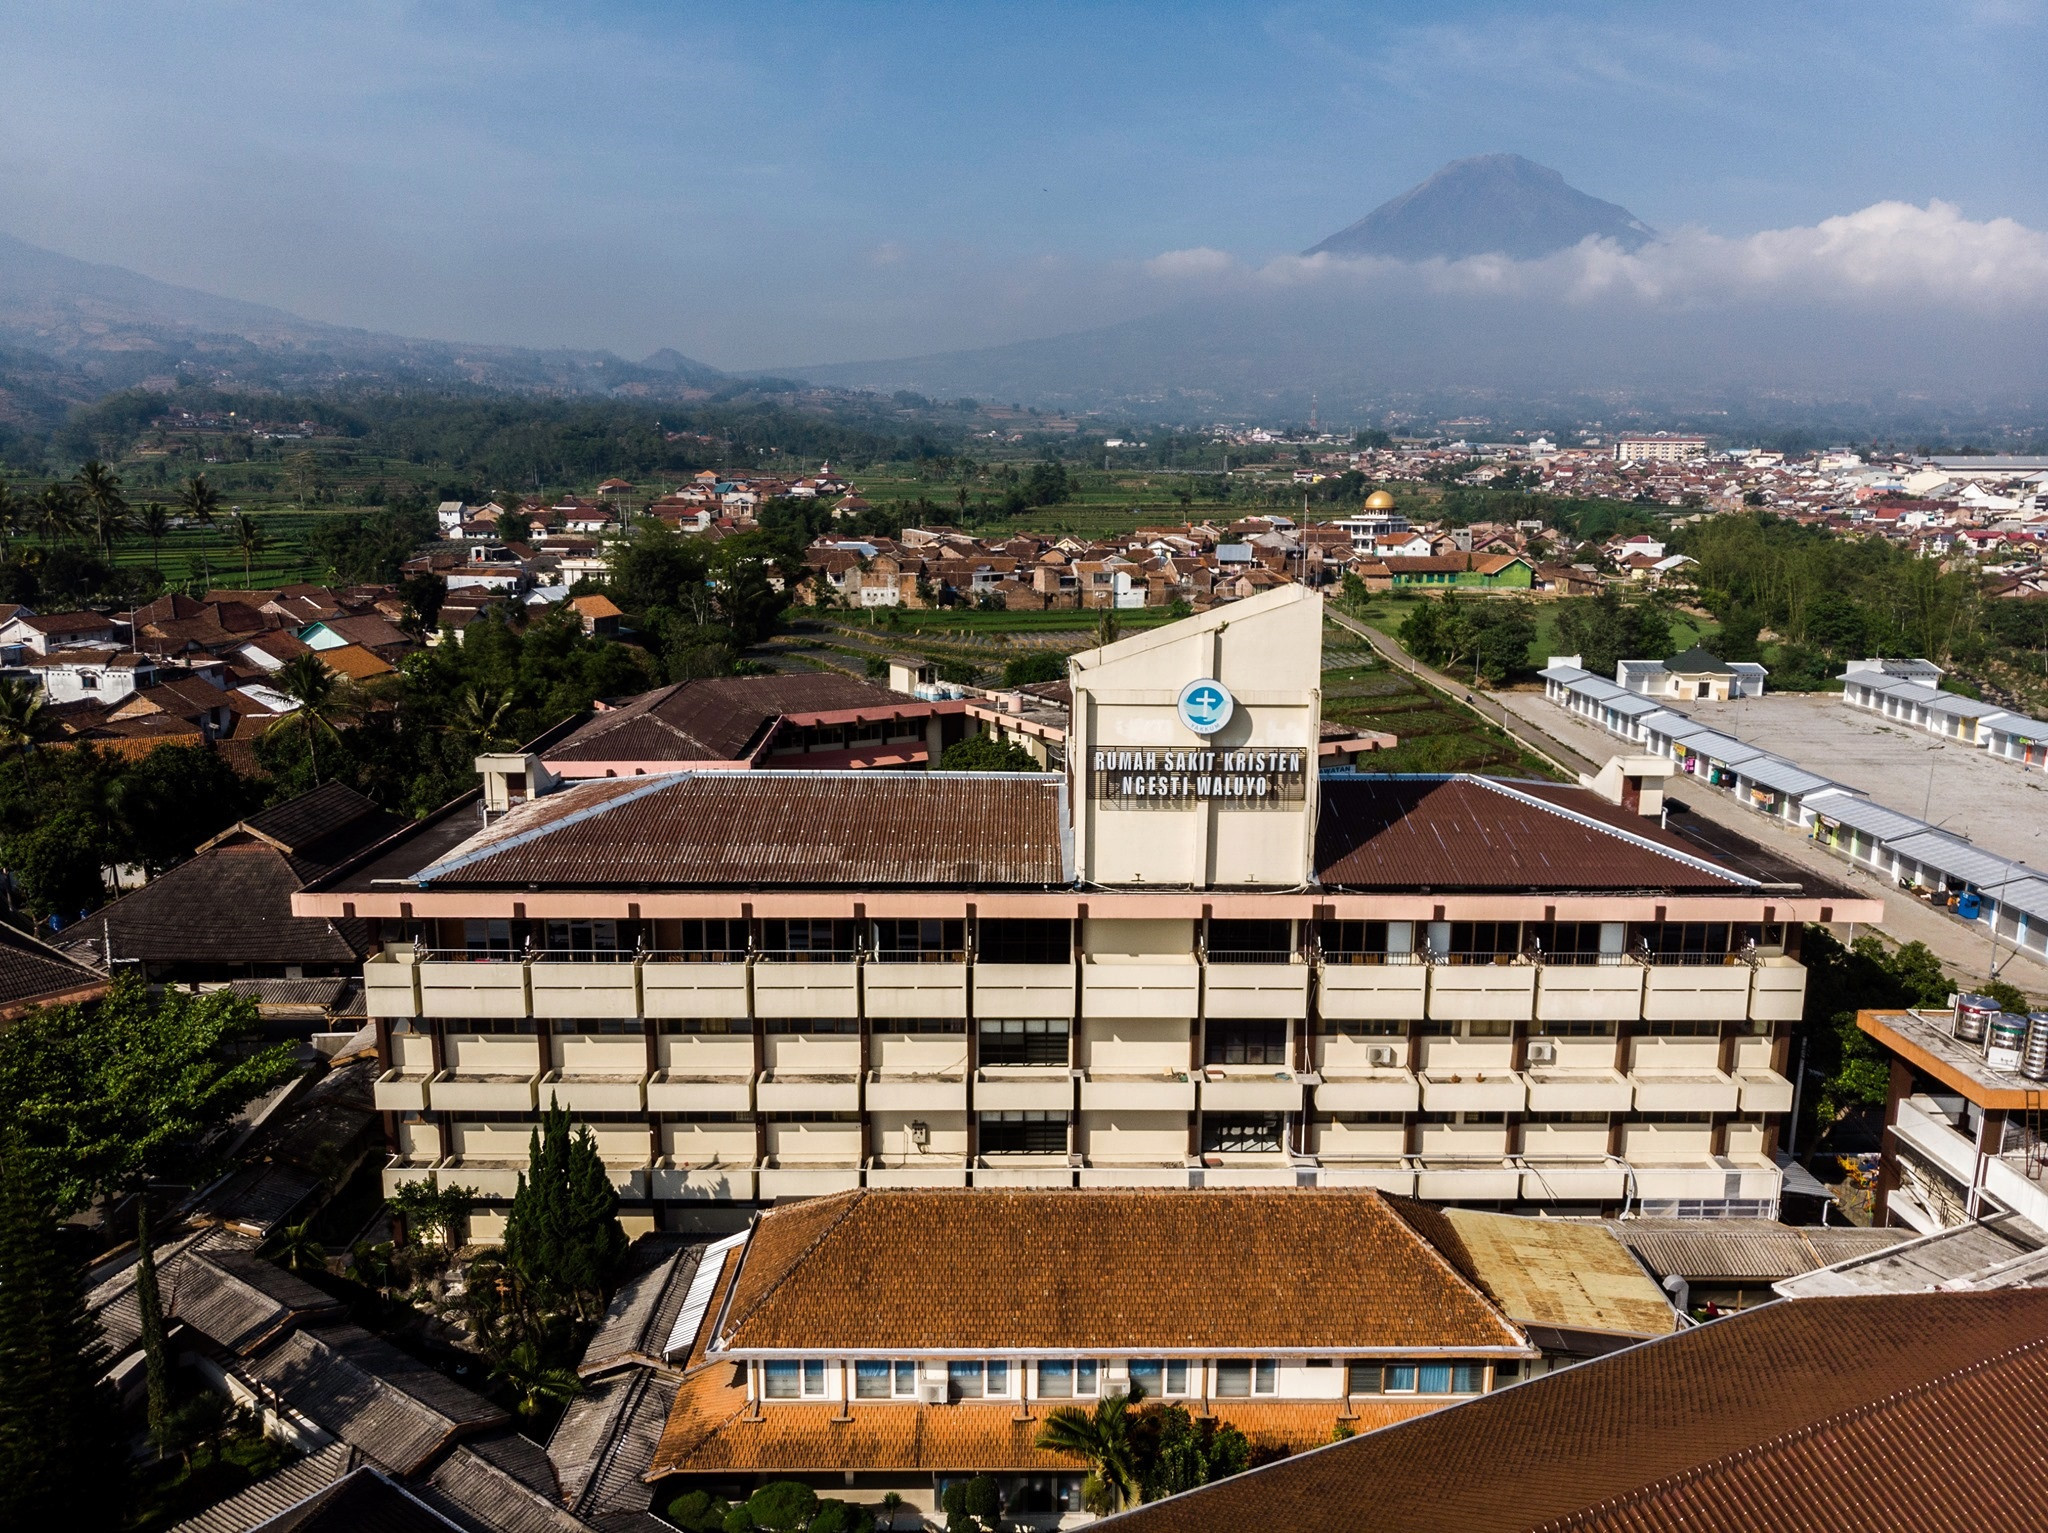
[317, 644, 397, 680]
[714, 1190, 1526, 1355]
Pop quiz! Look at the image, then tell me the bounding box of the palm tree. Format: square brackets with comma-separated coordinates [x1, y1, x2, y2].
[491, 1341, 583, 1419]
[137, 501, 171, 574]
[446, 685, 514, 751]
[177, 472, 221, 535]
[275, 651, 354, 785]
[229, 512, 268, 585]
[74, 459, 128, 555]
[269, 1219, 326, 1273]
[0, 676, 49, 753]
[0, 482, 24, 557]
[35, 482, 81, 547]
[1035, 1393, 1141, 1514]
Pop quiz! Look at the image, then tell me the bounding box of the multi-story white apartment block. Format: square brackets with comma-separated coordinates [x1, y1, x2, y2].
[297, 588, 1878, 1234]
[1614, 435, 1709, 465]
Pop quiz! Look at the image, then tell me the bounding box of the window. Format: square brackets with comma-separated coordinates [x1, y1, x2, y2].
[1525, 1111, 1610, 1125]
[1533, 1018, 1616, 1037]
[1627, 1111, 1712, 1125]
[978, 919, 1071, 965]
[446, 1018, 536, 1035]
[1205, 1021, 1288, 1066]
[1316, 1111, 1405, 1126]
[760, 919, 855, 959]
[1523, 921, 1613, 964]
[763, 1111, 862, 1124]
[1207, 919, 1293, 963]
[554, 1017, 643, 1035]
[1347, 1361, 1382, 1394]
[1037, 1360, 1098, 1399]
[1317, 920, 1408, 964]
[1465, 1018, 1512, 1038]
[1128, 1360, 1189, 1398]
[980, 1111, 1066, 1155]
[463, 919, 513, 956]
[1214, 1360, 1276, 1397]
[1641, 1019, 1722, 1037]
[980, 1019, 1068, 1066]
[762, 1360, 826, 1399]
[661, 918, 747, 961]
[1384, 1365, 1418, 1393]
[1316, 1017, 1404, 1037]
[1444, 921, 1519, 963]
[1202, 1114, 1285, 1154]
[855, 1361, 894, 1398]
[541, 919, 620, 960]
[1630, 922, 1733, 964]
[876, 1017, 966, 1035]
[764, 1018, 860, 1034]
[659, 1017, 752, 1035]
[872, 919, 965, 962]
[949, 1361, 988, 1399]
[986, 1360, 1009, 1394]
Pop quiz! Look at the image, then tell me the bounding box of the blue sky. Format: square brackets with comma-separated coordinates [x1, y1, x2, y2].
[0, 1, 2041, 367]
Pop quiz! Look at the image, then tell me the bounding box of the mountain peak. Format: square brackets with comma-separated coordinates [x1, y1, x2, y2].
[1305, 153, 1656, 261]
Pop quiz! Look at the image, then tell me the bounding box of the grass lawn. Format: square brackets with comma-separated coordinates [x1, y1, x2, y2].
[1341, 592, 1718, 673]
[1321, 655, 1567, 781]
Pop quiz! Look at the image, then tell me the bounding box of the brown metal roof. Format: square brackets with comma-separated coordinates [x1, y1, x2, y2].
[414, 772, 1067, 889]
[547, 674, 904, 764]
[1104, 1290, 2048, 1533]
[714, 1189, 1527, 1355]
[1316, 776, 1751, 892]
[1611, 1220, 1906, 1283]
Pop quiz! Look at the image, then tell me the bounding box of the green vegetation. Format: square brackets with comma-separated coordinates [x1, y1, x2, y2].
[1035, 1390, 1255, 1514]
[503, 1102, 629, 1322]
[1320, 658, 1564, 779]
[1397, 595, 1537, 687]
[937, 735, 1042, 772]
[662, 1481, 878, 1533]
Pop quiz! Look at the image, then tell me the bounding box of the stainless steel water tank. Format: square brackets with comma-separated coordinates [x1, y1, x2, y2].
[1987, 1012, 2027, 1072]
[2024, 1013, 2048, 1083]
[1956, 994, 1998, 1044]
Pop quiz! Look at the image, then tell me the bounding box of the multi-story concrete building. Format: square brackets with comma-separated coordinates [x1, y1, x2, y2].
[296, 589, 1876, 1234]
[1613, 435, 1709, 465]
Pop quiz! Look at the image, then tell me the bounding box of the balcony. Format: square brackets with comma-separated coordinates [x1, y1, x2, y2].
[758, 1163, 863, 1198]
[973, 1068, 1074, 1112]
[1202, 958, 1310, 1020]
[972, 963, 1077, 1020]
[1631, 1071, 1741, 1113]
[1748, 957, 1807, 1022]
[1316, 958, 1427, 1021]
[756, 1072, 860, 1113]
[1523, 1070, 1633, 1113]
[1078, 1163, 1195, 1188]
[973, 1158, 1077, 1188]
[651, 1161, 756, 1201]
[1426, 963, 1537, 1022]
[866, 1071, 969, 1112]
[1629, 1158, 1780, 1203]
[1200, 1157, 1300, 1188]
[538, 1070, 646, 1113]
[1199, 1069, 1304, 1112]
[1316, 1161, 1416, 1194]
[1419, 1072, 1526, 1112]
[1413, 1160, 1521, 1200]
[866, 1159, 970, 1188]
[639, 957, 750, 1020]
[419, 956, 531, 1019]
[1518, 1159, 1628, 1201]
[1641, 961, 1752, 1021]
[1078, 1071, 1197, 1112]
[528, 956, 640, 1020]
[373, 1068, 431, 1113]
[1534, 963, 1644, 1022]
[1313, 1073, 1420, 1112]
[1081, 959, 1200, 1019]
[863, 960, 969, 1020]
[1735, 1069, 1795, 1113]
[751, 955, 860, 1018]
[646, 1072, 754, 1113]
[380, 1155, 439, 1197]
[364, 950, 421, 1018]
[433, 1157, 527, 1198]
[429, 1071, 539, 1112]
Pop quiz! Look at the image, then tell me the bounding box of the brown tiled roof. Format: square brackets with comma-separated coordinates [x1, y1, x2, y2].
[1315, 776, 1750, 892]
[0, 920, 107, 1019]
[238, 782, 398, 859]
[78, 838, 374, 968]
[547, 675, 903, 764]
[412, 772, 1067, 890]
[318, 644, 397, 680]
[1103, 1290, 2048, 1533]
[312, 613, 410, 651]
[713, 1189, 1526, 1355]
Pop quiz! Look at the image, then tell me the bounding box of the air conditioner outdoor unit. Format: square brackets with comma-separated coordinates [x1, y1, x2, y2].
[1365, 1045, 1396, 1068]
[917, 1379, 948, 1405]
[1527, 1040, 1557, 1067]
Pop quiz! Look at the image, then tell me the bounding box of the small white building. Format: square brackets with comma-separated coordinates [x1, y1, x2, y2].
[26, 647, 160, 704]
[1616, 647, 1766, 702]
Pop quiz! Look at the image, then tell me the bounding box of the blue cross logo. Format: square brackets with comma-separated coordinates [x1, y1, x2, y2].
[1177, 678, 1235, 736]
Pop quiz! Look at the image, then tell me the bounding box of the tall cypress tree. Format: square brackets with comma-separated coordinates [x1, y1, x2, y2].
[0, 1131, 127, 1528]
[135, 1195, 174, 1457]
[562, 1122, 626, 1314]
[504, 1103, 624, 1317]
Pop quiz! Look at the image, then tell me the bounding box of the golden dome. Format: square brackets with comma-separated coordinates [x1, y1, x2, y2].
[1364, 489, 1396, 511]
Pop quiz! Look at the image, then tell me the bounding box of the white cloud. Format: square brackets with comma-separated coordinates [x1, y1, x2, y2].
[1141, 201, 2048, 311]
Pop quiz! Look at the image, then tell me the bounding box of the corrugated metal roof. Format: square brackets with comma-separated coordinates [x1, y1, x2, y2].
[1985, 875, 2048, 921]
[415, 771, 1069, 889]
[1671, 729, 1765, 766]
[1885, 682, 1945, 706]
[1611, 1220, 1905, 1282]
[167, 1442, 361, 1533]
[1803, 789, 1924, 841]
[1885, 830, 2023, 888]
[1987, 714, 2048, 741]
[547, 675, 906, 763]
[1736, 756, 1838, 796]
[1317, 777, 1751, 892]
[1924, 693, 2006, 719]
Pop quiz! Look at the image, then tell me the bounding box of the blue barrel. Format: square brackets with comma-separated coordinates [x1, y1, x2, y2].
[1956, 890, 1982, 921]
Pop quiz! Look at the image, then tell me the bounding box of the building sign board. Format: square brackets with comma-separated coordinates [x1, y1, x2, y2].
[1176, 678, 1235, 736]
[1090, 747, 1308, 806]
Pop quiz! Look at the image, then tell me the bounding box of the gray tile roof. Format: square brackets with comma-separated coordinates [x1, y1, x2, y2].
[167, 1442, 361, 1533]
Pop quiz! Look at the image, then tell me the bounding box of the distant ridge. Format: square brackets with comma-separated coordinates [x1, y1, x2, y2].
[1306, 153, 1655, 261]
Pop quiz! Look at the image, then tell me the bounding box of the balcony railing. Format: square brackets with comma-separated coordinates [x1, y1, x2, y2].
[418, 947, 520, 964]
[1318, 951, 1423, 967]
[755, 948, 859, 964]
[1531, 950, 1631, 967]
[1205, 949, 1297, 966]
[529, 948, 631, 963]
[640, 947, 749, 964]
[1636, 950, 1748, 967]
[869, 949, 968, 964]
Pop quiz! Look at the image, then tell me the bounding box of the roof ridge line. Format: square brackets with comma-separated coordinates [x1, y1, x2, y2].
[412, 775, 678, 884]
[1378, 1197, 1528, 1350]
[1526, 1318, 2048, 1533]
[1462, 773, 1758, 888]
[716, 1190, 870, 1349]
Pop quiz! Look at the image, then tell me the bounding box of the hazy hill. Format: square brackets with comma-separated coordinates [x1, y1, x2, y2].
[1305, 154, 1655, 260]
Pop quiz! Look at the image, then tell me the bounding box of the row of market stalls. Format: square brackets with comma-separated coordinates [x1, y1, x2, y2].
[1538, 661, 2048, 964]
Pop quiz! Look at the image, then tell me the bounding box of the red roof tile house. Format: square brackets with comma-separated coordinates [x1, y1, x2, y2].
[644, 1188, 1534, 1517]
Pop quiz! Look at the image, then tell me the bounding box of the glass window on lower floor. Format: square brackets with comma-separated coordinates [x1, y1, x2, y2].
[1202, 1113, 1285, 1154]
[1362, 1361, 1487, 1395]
[1213, 1359, 1276, 1397]
[949, 1360, 1010, 1398]
[855, 1360, 922, 1399]
[1128, 1359, 1190, 1399]
[981, 1111, 1066, 1155]
[762, 1359, 828, 1399]
[1037, 1359, 1098, 1399]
